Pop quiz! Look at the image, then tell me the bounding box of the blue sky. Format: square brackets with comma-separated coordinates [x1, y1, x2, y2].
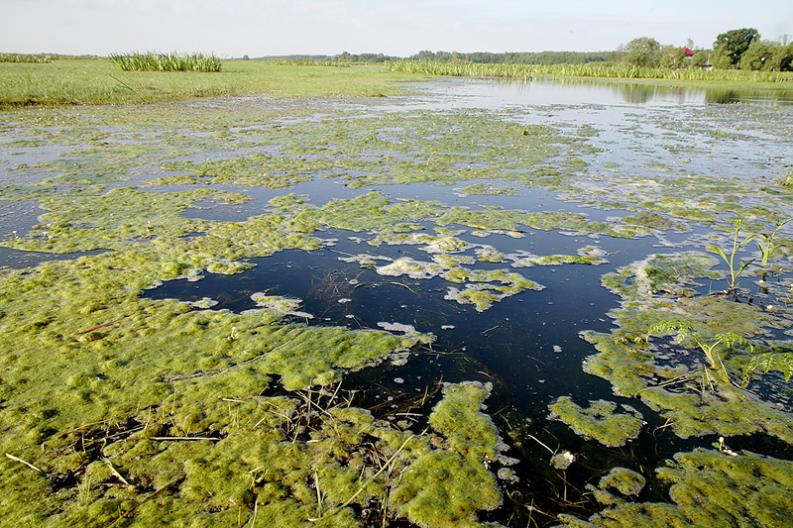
[2, 0, 792, 57]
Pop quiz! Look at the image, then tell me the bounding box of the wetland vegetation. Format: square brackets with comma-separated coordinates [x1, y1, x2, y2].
[0, 40, 792, 528]
[110, 53, 222, 73]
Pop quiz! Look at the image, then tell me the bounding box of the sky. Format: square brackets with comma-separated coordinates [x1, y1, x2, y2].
[2, 0, 792, 57]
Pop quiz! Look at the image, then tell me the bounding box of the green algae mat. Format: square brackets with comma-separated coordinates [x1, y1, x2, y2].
[0, 76, 792, 527]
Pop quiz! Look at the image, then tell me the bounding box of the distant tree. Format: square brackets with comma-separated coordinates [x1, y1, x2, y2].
[415, 50, 436, 61]
[624, 37, 662, 67]
[613, 43, 626, 63]
[740, 40, 777, 70]
[712, 28, 760, 68]
[660, 46, 687, 68]
[691, 51, 709, 68]
[769, 43, 793, 71]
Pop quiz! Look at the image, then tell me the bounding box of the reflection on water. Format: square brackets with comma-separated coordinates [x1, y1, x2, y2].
[412, 77, 793, 107]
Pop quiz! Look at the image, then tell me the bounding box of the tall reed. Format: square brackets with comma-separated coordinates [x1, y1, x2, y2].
[110, 52, 222, 72]
[387, 60, 793, 83]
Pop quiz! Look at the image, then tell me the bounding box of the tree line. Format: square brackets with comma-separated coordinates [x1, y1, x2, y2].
[409, 50, 614, 65]
[257, 28, 792, 71]
[623, 29, 793, 71]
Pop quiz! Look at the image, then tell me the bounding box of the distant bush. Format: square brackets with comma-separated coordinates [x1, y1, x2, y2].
[0, 53, 54, 63]
[110, 52, 222, 72]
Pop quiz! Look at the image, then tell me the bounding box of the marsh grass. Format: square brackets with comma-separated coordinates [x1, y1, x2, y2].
[110, 52, 222, 72]
[0, 59, 417, 107]
[0, 53, 54, 63]
[387, 60, 793, 83]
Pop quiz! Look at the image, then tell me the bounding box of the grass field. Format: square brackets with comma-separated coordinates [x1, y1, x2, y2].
[0, 58, 422, 108]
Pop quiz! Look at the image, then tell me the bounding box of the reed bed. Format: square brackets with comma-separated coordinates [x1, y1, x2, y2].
[110, 52, 222, 72]
[387, 60, 793, 83]
[0, 53, 54, 63]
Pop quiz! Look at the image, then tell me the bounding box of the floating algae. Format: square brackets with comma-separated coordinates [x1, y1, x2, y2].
[558, 449, 793, 527]
[505, 247, 608, 268]
[548, 397, 643, 448]
[154, 153, 316, 188]
[344, 250, 544, 311]
[454, 183, 518, 197]
[579, 252, 793, 442]
[1, 377, 509, 527]
[391, 382, 512, 528]
[593, 467, 646, 500]
[2, 80, 793, 528]
[250, 293, 314, 319]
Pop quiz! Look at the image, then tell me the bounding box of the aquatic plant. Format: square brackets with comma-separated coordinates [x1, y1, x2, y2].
[755, 217, 792, 269]
[110, 52, 222, 72]
[648, 321, 752, 385]
[706, 219, 755, 292]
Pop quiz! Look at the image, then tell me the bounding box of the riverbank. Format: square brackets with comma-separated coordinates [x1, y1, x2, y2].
[0, 59, 422, 108]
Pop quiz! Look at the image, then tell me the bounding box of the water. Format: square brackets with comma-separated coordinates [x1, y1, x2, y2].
[2, 77, 792, 525]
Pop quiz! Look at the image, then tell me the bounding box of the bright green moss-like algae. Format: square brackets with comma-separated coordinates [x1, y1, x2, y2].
[0, 178, 526, 526]
[548, 397, 643, 448]
[558, 449, 793, 527]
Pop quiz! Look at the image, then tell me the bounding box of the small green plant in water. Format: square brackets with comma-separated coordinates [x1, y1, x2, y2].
[756, 217, 792, 270]
[707, 219, 755, 292]
[782, 170, 793, 188]
[649, 320, 752, 386]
